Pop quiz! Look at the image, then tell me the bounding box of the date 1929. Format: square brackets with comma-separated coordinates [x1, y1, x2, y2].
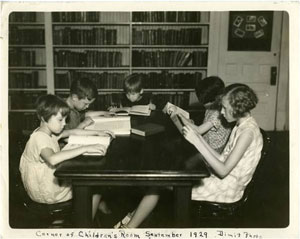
[189, 231, 208, 238]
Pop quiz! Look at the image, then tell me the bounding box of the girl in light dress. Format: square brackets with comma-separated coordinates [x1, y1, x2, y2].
[19, 94, 114, 220]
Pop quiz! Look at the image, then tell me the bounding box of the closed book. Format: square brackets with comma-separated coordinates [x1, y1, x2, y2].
[131, 123, 165, 137]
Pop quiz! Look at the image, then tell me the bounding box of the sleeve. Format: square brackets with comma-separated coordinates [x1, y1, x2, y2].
[30, 133, 56, 163]
[204, 110, 222, 131]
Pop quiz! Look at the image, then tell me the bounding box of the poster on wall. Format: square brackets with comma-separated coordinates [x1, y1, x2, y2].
[228, 11, 273, 51]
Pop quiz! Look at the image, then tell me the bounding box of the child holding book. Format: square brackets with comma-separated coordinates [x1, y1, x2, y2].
[183, 84, 263, 204]
[119, 74, 156, 109]
[167, 76, 233, 154]
[19, 94, 112, 220]
[65, 78, 114, 130]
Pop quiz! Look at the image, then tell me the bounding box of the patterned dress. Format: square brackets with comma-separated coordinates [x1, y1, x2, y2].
[19, 130, 72, 204]
[202, 109, 232, 153]
[192, 116, 263, 203]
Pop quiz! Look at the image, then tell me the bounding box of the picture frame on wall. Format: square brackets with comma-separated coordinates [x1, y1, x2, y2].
[228, 11, 274, 51]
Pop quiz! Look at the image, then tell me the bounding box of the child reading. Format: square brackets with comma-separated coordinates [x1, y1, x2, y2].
[19, 94, 112, 220]
[65, 78, 113, 130]
[119, 74, 156, 109]
[183, 84, 263, 203]
[168, 76, 233, 154]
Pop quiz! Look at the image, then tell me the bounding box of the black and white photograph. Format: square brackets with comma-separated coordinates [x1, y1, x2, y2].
[0, 2, 299, 239]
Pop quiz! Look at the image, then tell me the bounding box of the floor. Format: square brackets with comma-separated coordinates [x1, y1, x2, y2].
[8, 131, 289, 229]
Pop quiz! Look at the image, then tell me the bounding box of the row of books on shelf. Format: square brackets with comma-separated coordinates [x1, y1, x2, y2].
[9, 49, 46, 67]
[9, 112, 39, 131]
[55, 72, 127, 89]
[9, 27, 45, 45]
[132, 28, 208, 45]
[10, 92, 45, 109]
[53, 27, 118, 45]
[9, 12, 44, 23]
[54, 71, 204, 89]
[132, 11, 210, 23]
[132, 50, 207, 67]
[9, 71, 46, 88]
[52, 12, 101, 23]
[54, 50, 124, 67]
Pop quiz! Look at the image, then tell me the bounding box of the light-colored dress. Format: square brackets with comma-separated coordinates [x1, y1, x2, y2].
[19, 129, 72, 204]
[192, 116, 263, 203]
[202, 109, 232, 153]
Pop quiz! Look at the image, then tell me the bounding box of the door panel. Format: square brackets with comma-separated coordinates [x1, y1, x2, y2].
[217, 12, 283, 130]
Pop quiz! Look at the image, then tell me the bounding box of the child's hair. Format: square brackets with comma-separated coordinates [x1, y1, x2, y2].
[70, 78, 98, 100]
[223, 83, 258, 118]
[36, 94, 70, 122]
[195, 76, 225, 105]
[123, 74, 143, 94]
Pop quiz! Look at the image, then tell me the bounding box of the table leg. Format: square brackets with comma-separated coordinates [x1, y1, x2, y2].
[173, 186, 192, 227]
[73, 185, 92, 228]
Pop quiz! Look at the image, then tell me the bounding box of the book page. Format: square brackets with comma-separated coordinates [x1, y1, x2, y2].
[163, 102, 190, 118]
[130, 105, 150, 113]
[86, 116, 131, 134]
[68, 135, 110, 147]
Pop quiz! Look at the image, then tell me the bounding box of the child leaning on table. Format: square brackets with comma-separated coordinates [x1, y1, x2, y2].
[119, 73, 156, 109]
[65, 78, 113, 130]
[19, 94, 113, 220]
[183, 84, 263, 204]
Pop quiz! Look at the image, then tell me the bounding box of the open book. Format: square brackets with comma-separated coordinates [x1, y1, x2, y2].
[85, 116, 131, 135]
[62, 135, 111, 156]
[163, 102, 191, 134]
[162, 102, 190, 119]
[109, 105, 151, 116]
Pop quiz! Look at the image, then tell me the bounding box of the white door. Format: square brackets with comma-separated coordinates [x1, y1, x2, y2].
[212, 12, 283, 130]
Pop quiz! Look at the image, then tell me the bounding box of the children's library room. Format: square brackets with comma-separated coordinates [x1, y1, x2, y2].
[5, 10, 292, 232]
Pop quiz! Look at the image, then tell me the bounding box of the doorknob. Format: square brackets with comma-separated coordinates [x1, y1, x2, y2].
[270, 66, 277, 85]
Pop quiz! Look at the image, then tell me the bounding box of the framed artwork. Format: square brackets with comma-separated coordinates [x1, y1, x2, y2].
[228, 11, 273, 51]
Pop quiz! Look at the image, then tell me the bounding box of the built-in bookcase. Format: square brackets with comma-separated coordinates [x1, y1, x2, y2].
[8, 11, 210, 130]
[9, 12, 46, 131]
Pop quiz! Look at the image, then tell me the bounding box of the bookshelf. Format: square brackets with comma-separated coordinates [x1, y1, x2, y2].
[9, 11, 210, 130]
[9, 12, 47, 131]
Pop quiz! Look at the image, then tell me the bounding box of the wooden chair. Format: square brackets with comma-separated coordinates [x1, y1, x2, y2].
[10, 130, 73, 228]
[190, 129, 271, 228]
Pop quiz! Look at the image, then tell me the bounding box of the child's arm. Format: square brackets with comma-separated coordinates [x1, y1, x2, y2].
[85, 111, 115, 118]
[179, 114, 213, 135]
[60, 128, 115, 139]
[183, 125, 253, 178]
[77, 117, 94, 129]
[40, 144, 107, 166]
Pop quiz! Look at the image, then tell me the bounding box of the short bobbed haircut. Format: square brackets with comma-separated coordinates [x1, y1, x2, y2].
[36, 94, 70, 122]
[123, 74, 143, 94]
[70, 78, 98, 100]
[195, 76, 225, 106]
[223, 84, 258, 118]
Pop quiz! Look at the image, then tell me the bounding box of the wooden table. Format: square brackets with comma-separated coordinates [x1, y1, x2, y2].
[55, 111, 210, 228]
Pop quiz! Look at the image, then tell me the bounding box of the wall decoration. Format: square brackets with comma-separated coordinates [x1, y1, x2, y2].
[228, 11, 273, 51]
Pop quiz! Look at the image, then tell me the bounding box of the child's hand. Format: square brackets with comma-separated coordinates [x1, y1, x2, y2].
[182, 125, 200, 146]
[167, 105, 177, 115]
[82, 117, 94, 128]
[97, 130, 116, 139]
[84, 144, 107, 155]
[149, 103, 156, 110]
[102, 111, 116, 117]
[107, 106, 117, 111]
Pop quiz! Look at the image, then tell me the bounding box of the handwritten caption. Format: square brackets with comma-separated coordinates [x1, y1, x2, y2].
[34, 229, 263, 239]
